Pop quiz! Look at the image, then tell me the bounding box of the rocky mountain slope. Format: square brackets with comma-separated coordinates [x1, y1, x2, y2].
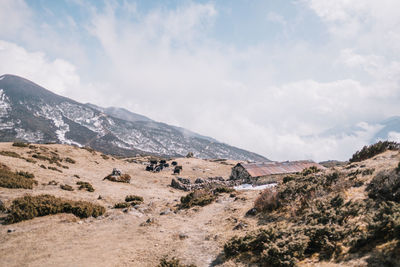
[0, 74, 267, 161]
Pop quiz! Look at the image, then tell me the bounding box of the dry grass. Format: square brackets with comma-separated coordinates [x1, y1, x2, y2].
[5, 194, 105, 224]
[0, 168, 38, 189]
[60, 184, 74, 191]
[77, 181, 95, 192]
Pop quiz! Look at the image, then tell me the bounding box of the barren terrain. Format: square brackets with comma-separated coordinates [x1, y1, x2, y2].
[0, 142, 399, 267]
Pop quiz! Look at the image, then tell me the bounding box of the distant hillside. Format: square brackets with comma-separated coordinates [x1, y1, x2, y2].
[0, 74, 268, 161]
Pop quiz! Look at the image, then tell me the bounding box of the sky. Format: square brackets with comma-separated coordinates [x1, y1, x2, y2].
[1, 0, 400, 161]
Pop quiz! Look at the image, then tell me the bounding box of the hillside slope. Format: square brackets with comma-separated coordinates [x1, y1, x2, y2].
[0, 74, 268, 161]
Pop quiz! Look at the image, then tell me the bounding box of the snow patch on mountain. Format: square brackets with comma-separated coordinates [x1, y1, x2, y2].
[15, 128, 44, 143]
[0, 89, 13, 130]
[58, 102, 109, 136]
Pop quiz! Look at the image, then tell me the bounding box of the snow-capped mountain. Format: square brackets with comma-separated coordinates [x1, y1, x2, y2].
[0, 74, 268, 161]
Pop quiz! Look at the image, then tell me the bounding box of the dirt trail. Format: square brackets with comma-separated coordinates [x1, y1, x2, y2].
[0, 143, 256, 267]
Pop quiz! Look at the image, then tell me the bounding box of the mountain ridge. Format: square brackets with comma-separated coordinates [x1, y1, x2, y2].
[0, 74, 268, 161]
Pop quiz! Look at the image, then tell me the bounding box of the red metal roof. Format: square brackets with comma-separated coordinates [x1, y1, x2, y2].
[240, 160, 326, 177]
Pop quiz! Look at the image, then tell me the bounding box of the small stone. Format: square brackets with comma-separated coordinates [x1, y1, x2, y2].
[233, 222, 248, 230]
[7, 229, 15, 233]
[245, 208, 257, 216]
[160, 208, 172, 215]
[179, 233, 188, 239]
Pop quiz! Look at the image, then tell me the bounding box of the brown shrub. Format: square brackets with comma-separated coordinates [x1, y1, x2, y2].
[12, 142, 29, 148]
[158, 256, 196, 267]
[77, 181, 95, 192]
[179, 189, 216, 209]
[64, 157, 76, 164]
[254, 188, 280, 212]
[48, 166, 62, 173]
[0, 151, 22, 158]
[60, 184, 74, 191]
[5, 194, 105, 224]
[114, 202, 130, 209]
[0, 168, 38, 189]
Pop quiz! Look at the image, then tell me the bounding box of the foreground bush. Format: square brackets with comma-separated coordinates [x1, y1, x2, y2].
[367, 169, 400, 202]
[0, 168, 38, 189]
[350, 141, 399, 162]
[5, 194, 105, 224]
[254, 188, 280, 212]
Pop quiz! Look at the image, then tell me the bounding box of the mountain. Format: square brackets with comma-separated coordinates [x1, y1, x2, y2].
[0, 74, 268, 161]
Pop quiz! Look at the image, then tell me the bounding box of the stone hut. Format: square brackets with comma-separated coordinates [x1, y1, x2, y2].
[230, 160, 326, 184]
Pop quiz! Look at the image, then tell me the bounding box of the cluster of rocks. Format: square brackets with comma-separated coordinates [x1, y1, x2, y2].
[170, 176, 239, 191]
[103, 168, 131, 183]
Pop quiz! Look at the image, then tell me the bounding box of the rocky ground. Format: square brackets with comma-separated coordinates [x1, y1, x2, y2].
[0, 142, 399, 267]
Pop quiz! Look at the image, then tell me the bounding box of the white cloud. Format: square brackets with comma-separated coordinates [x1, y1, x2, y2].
[0, 40, 81, 95]
[0, 1, 399, 162]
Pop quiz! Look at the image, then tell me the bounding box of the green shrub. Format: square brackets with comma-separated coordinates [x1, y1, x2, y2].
[0, 168, 38, 189]
[60, 184, 74, 191]
[77, 181, 95, 192]
[40, 164, 47, 169]
[5, 194, 105, 224]
[101, 154, 109, 160]
[179, 189, 216, 209]
[12, 142, 29, 148]
[349, 141, 399, 162]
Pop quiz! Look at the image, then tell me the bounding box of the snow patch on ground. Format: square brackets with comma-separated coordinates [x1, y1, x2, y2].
[234, 183, 277, 191]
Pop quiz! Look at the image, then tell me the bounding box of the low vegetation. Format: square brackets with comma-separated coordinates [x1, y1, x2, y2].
[114, 202, 130, 209]
[60, 184, 74, 191]
[158, 256, 196, 267]
[0, 151, 22, 158]
[125, 195, 144, 206]
[223, 152, 400, 266]
[0, 166, 38, 189]
[76, 181, 95, 192]
[5, 194, 105, 224]
[179, 189, 216, 209]
[349, 141, 399, 162]
[64, 157, 76, 164]
[48, 166, 62, 173]
[12, 142, 29, 148]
